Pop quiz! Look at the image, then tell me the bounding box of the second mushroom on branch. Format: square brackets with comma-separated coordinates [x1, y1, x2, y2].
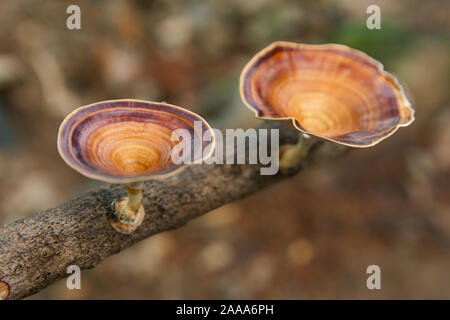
[240, 41, 414, 172]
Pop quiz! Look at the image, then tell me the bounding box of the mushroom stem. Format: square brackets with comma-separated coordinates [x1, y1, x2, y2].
[126, 182, 144, 214]
[110, 182, 145, 234]
[279, 133, 315, 173]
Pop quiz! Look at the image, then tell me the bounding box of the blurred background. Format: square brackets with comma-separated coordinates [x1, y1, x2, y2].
[0, 0, 449, 299]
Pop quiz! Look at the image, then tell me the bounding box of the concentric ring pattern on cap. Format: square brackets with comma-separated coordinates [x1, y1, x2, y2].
[57, 99, 214, 183]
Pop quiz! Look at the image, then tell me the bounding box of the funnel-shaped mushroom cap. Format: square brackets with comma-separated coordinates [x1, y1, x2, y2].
[57, 99, 214, 183]
[240, 42, 415, 147]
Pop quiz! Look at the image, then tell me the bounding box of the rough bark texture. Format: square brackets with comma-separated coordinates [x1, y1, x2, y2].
[0, 123, 346, 300]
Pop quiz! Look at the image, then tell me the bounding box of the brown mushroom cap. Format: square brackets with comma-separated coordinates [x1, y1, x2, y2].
[57, 99, 214, 183]
[240, 41, 415, 147]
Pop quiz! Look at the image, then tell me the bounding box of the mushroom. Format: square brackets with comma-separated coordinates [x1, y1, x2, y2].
[240, 41, 415, 171]
[57, 99, 214, 234]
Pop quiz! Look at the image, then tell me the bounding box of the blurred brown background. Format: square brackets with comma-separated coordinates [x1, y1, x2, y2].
[0, 0, 449, 299]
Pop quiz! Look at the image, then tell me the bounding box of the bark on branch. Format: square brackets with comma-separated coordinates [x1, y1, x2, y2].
[0, 122, 346, 300]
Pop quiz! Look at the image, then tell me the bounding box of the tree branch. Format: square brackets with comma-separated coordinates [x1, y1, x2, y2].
[0, 122, 346, 299]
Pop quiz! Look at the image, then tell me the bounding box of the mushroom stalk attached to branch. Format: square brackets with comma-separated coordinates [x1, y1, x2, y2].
[279, 133, 317, 173]
[111, 181, 145, 233]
